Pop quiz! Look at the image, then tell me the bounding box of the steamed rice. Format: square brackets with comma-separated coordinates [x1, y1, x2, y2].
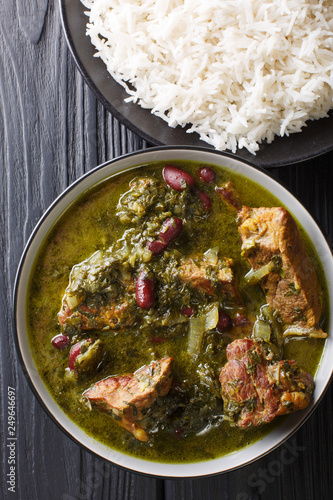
[81, 0, 333, 154]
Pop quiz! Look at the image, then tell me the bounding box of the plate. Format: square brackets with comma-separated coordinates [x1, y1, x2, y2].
[59, 0, 333, 167]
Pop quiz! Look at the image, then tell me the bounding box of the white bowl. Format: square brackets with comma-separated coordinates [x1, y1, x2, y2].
[14, 146, 333, 478]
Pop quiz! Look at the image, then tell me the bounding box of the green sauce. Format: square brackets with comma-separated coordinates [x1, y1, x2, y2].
[26, 161, 327, 463]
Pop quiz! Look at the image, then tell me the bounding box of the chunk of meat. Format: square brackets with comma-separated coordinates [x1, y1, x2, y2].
[237, 206, 326, 336]
[219, 339, 314, 428]
[59, 298, 135, 331]
[84, 357, 173, 441]
[178, 256, 239, 303]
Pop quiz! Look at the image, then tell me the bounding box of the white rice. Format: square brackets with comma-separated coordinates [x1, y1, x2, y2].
[81, 0, 333, 154]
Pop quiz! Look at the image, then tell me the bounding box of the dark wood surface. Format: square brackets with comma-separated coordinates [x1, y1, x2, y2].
[1, 2, 332, 499]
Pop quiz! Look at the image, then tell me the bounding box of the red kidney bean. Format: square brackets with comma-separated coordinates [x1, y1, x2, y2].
[51, 334, 70, 350]
[147, 239, 166, 255]
[151, 336, 167, 344]
[135, 270, 155, 309]
[196, 189, 212, 211]
[158, 217, 183, 245]
[181, 306, 196, 317]
[162, 165, 195, 191]
[215, 185, 240, 209]
[233, 312, 249, 327]
[68, 339, 91, 371]
[217, 311, 232, 332]
[147, 217, 183, 255]
[174, 428, 184, 438]
[198, 166, 216, 183]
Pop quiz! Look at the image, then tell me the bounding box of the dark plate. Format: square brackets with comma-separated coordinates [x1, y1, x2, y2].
[60, 0, 333, 168]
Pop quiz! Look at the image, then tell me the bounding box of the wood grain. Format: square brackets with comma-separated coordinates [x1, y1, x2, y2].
[17, 0, 49, 44]
[0, 1, 332, 499]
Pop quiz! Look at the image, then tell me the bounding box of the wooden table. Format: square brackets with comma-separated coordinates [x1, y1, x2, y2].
[1, 2, 332, 499]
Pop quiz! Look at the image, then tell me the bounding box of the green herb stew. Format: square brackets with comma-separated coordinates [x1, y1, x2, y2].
[27, 161, 328, 463]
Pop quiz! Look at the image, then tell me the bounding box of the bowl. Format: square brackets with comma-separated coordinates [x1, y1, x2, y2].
[14, 146, 333, 477]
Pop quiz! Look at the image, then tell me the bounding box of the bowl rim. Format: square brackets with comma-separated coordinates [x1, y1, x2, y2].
[13, 145, 333, 478]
